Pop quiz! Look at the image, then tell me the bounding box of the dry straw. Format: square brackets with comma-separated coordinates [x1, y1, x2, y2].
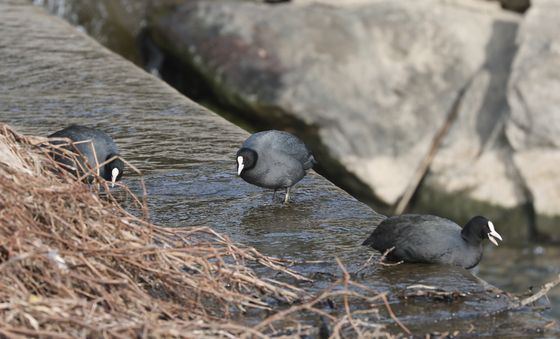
[0, 124, 394, 338]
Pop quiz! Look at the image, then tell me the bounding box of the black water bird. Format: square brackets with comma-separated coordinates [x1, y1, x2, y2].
[48, 125, 124, 186]
[362, 215, 502, 269]
[236, 130, 316, 203]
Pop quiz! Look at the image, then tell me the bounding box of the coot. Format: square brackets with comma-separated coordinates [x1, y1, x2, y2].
[48, 125, 124, 187]
[236, 130, 316, 203]
[362, 214, 502, 269]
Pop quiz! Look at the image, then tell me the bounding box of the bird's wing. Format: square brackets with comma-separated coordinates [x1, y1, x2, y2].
[243, 131, 316, 170]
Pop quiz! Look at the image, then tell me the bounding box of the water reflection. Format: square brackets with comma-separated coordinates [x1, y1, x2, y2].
[4, 110, 558, 332]
[479, 245, 560, 319]
[3, 0, 559, 327]
[19, 0, 559, 324]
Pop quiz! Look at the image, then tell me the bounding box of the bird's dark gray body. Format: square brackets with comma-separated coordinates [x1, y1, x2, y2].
[363, 214, 483, 269]
[240, 130, 315, 189]
[49, 125, 119, 180]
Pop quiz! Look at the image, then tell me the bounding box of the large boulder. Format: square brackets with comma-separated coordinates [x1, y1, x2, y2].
[506, 0, 560, 234]
[8, 3, 560, 335]
[421, 11, 525, 234]
[149, 1, 520, 210]
[484, 0, 530, 12]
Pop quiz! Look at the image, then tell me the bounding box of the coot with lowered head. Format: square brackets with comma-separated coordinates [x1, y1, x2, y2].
[48, 125, 124, 187]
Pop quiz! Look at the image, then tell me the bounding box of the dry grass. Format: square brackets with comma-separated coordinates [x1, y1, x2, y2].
[0, 124, 394, 338]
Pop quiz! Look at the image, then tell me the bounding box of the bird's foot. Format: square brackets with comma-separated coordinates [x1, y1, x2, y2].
[283, 187, 291, 205]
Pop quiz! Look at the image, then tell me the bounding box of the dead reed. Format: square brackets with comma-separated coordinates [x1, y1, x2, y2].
[0, 124, 393, 338]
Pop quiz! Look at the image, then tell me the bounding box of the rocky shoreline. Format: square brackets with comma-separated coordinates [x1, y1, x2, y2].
[32, 0, 560, 240]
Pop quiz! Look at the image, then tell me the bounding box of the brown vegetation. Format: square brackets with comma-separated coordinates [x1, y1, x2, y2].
[0, 124, 395, 338]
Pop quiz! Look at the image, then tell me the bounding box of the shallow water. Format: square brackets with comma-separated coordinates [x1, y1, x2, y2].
[32, 0, 559, 323]
[3, 109, 558, 334]
[2, 1, 559, 334]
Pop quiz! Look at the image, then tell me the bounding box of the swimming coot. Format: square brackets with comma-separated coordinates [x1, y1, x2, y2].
[48, 125, 124, 187]
[236, 130, 316, 203]
[362, 214, 502, 269]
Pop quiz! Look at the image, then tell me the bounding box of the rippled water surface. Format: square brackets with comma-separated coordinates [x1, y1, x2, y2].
[2, 1, 559, 334]
[3, 106, 558, 334]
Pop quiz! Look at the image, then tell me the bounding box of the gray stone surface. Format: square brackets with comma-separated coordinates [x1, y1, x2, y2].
[150, 0, 520, 208]
[37, 0, 560, 234]
[483, 0, 530, 12]
[427, 13, 523, 212]
[1, 1, 559, 334]
[506, 0, 560, 222]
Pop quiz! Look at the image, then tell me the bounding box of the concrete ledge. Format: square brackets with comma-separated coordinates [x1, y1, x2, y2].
[1, 1, 557, 336]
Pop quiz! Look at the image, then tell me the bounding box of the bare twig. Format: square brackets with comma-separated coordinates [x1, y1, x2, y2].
[516, 274, 560, 308]
[0, 124, 396, 338]
[381, 293, 411, 335]
[378, 247, 403, 267]
[355, 246, 403, 275]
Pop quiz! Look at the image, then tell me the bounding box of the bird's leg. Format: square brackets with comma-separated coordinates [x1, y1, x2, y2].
[272, 189, 277, 202]
[284, 187, 291, 204]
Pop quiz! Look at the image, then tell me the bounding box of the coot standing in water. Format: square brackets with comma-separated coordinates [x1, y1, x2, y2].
[236, 130, 316, 204]
[362, 214, 502, 269]
[48, 125, 124, 187]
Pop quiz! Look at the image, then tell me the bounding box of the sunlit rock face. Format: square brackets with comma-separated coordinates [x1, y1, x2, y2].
[506, 0, 560, 232]
[34, 0, 560, 238]
[148, 1, 521, 213]
[484, 0, 530, 13]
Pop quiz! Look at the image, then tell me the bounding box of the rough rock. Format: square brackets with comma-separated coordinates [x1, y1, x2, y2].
[484, 0, 530, 12]
[7, 2, 560, 335]
[506, 0, 560, 229]
[149, 0, 520, 209]
[424, 12, 524, 224]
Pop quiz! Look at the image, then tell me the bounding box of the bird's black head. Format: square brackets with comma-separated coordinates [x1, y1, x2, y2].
[236, 148, 258, 176]
[104, 153, 124, 187]
[461, 216, 502, 246]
